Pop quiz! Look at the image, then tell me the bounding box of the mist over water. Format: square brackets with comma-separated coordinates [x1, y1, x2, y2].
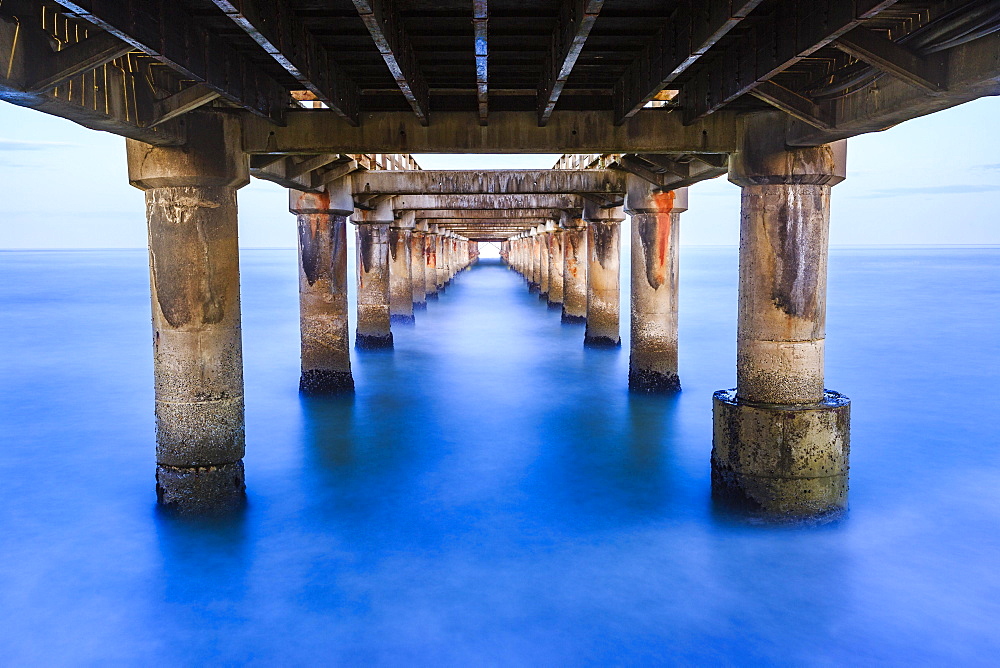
[1, 246, 998, 664]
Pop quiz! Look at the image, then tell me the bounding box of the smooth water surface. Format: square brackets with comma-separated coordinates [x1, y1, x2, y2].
[1, 247, 998, 665]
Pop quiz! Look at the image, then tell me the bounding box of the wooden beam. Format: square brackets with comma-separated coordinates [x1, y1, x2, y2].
[834, 26, 946, 93]
[473, 0, 489, 126]
[353, 0, 430, 125]
[29, 31, 132, 93]
[210, 0, 360, 125]
[151, 84, 220, 127]
[50, 0, 288, 122]
[242, 109, 740, 155]
[685, 0, 901, 122]
[613, 0, 763, 124]
[537, 0, 604, 126]
[749, 80, 834, 130]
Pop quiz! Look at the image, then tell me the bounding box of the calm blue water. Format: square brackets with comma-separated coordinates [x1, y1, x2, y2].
[1, 246, 998, 665]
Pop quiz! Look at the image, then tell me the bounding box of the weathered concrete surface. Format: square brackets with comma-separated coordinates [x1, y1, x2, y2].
[411, 229, 427, 307]
[424, 229, 439, 298]
[291, 189, 353, 394]
[352, 169, 626, 196]
[626, 181, 688, 393]
[127, 113, 249, 512]
[715, 110, 849, 520]
[547, 228, 564, 306]
[538, 230, 550, 297]
[389, 225, 415, 324]
[561, 223, 587, 323]
[529, 231, 541, 293]
[436, 233, 448, 288]
[712, 389, 850, 518]
[584, 204, 623, 346]
[354, 222, 393, 349]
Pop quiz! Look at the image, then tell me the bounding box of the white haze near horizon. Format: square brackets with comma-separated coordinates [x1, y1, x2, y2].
[0, 96, 998, 250]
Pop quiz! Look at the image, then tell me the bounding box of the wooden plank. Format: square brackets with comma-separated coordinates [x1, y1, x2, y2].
[537, 0, 604, 127]
[29, 31, 132, 93]
[473, 0, 488, 125]
[50, 0, 288, 122]
[685, 0, 901, 122]
[151, 84, 220, 126]
[353, 0, 430, 125]
[834, 26, 946, 93]
[612, 0, 764, 124]
[210, 0, 360, 125]
[749, 80, 834, 130]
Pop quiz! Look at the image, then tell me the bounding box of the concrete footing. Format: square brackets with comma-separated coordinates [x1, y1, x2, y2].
[156, 461, 246, 514]
[711, 389, 850, 519]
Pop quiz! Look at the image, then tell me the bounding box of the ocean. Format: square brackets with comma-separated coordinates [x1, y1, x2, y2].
[1, 246, 998, 665]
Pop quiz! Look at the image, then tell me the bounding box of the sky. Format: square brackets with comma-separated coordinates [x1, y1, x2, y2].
[0, 95, 998, 249]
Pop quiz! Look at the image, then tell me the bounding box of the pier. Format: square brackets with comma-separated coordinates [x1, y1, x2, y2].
[2, 0, 999, 519]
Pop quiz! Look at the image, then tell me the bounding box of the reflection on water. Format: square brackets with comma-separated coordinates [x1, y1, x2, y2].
[1, 249, 999, 663]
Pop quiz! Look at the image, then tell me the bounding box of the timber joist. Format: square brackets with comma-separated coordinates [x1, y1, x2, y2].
[2, 0, 999, 152]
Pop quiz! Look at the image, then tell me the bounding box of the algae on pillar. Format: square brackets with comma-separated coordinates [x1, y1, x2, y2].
[561, 212, 588, 323]
[626, 178, 688, 393]
[389, 210, 415, 324]
[713, 111, 850, 520]
[411, 222, 428, 308]
[584, 201, 623, 347]
[126, 112, 247, 513]
[290, 180, 354, 395]
[354, 198, 394, 349]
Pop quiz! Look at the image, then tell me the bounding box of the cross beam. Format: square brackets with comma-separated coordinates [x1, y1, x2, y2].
[352, 170, 625, 196]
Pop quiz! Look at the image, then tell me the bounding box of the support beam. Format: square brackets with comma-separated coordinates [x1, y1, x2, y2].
[242, 109, 740, 155]
[211, 0, 360, 125]
[51, 0, 289, 122]
[749, 81, 834, 131]
[29, 30, 132, 93]
[833, 25, 946, 93]
[410, 209, 563, 220]
[614, 0, 763, 124]
[473, 0, 489, 125]
[353, 0, 430, 125]
[393, 194, 584, 210]
[788, 29, 1000, 147]
[537, 0, 604, 126]
[685, 0, 900, 122]
[151, 85, 221, 127]
[351, 169, 625, 196]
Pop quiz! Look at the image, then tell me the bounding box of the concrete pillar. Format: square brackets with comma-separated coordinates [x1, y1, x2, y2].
[538, 226, 551, 297]
[411, 222, 428, 308]
[126, 112, 248, 513]
[626, 179, 688, 393]
[547, 225, 564, 306]
[389, 210, 415, 323]
[290, 182, 354, 395]
[529, 229, 541, 292]
[561, 212, 587, 323]
[584, 201, 624, 347]
[713, 111, 849, 519]
[354, 198, 394, 349]
[436, 230, 448, 289]
[425, 225, 439, 298]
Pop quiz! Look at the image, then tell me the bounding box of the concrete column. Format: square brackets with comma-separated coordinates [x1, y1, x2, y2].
[547, 226, 565, 306]
[561, 212, 588, 323]
[354, 198, 394, 349]
[626, 179, 688, 393]
[411, 222, 428, 308]
[389, 210, 415, 323]
[436, 231, 448, 289]
[529, 229, 541, 292]
[584, 201, 624, 347]
[538, 227, 550, 297]
[290, 182, 354, 395]
[425, 225, 439, 298]
[713, 111, 849, 519]
[126, 112, 247, 513]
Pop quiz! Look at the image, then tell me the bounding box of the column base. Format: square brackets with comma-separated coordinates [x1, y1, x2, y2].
[156, 461, 246, 514]
[561, 311, 586, 324]
[356, 333, 394, 350]
[628, 366, 681, 393]
[414, 301, 427, 310]
[299, 369, 355, 395]
[711, 389, 850, 520]
[426, 292, 439, 300]
[528, 283, 539, 293]
[390, 314, 416, 324]
[584, 335, 621, 348]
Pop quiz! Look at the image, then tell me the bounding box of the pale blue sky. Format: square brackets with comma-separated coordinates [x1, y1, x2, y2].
[0, 96, 998, 248]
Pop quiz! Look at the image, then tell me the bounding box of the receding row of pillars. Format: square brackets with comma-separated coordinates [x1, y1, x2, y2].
[125, 110, 850, 522]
